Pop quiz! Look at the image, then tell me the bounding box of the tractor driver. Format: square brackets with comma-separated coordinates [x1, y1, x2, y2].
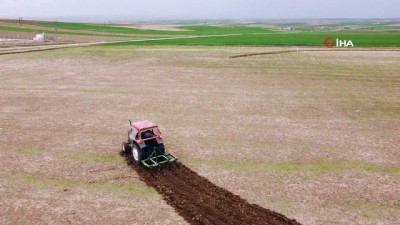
[142, 129, 154, 139]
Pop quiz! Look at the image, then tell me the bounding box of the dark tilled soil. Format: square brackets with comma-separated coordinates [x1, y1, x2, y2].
[121, 151, 301, 225]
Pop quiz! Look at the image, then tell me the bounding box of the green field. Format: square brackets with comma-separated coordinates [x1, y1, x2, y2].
[106, 32, 400, 47]
[1, 19, 400, 47]
[0, 20, 273, 36]
[0, 25, 132, 37]
[37, 22, 273, 35]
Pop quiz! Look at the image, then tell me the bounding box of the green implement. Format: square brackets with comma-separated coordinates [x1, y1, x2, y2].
[141, 147, 177, 168]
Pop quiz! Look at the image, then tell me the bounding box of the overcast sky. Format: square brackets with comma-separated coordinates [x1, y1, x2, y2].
[0, 0, 398, 21]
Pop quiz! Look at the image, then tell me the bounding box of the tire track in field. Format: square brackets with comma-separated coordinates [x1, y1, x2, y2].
[121, 151, 301, 225]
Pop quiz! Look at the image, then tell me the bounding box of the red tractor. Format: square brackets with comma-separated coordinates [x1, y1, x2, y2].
[122, 120, 177, 168]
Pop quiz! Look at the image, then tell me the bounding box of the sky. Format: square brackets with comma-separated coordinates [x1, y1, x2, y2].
[0, 0, 398, 21]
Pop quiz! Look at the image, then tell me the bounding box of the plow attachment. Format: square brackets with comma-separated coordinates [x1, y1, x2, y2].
[141, 147, 177, 168]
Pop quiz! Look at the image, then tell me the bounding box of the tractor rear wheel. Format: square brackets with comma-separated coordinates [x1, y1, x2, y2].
[132, 144, 143, 164]
[122, 142, 131, 153]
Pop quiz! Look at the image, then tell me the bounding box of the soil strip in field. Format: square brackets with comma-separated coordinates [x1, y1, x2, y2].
[121, 151, 301, 225]
[229, 48, 400, 58]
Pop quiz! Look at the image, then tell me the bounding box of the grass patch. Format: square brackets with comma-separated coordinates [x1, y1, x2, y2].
[63, 151, 123, 164]
[267, 196, 295, 214]
[198, 159, 400, 175]
[264, 161, 400, 174]
[0, 174, 155, 196]
[0, 144, 44, 155]
[3, 174, 81, 188]
[16, 147, 43, 156]
[0, 124, 119, 140]
[349, 201, 400, 220]
[90, 182, 156, 196]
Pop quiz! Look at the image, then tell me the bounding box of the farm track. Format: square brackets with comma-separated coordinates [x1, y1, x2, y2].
[121, 151, 301, 225]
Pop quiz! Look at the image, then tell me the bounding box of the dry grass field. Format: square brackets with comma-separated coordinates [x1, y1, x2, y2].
[0, 46, 399, 224]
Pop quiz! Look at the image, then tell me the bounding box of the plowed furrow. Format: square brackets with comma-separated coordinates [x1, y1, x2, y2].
[168, 164, 255, 222]
[145, 165, 230, 224]
[160, 165, 240, 224]
[122, 152, 301, 225]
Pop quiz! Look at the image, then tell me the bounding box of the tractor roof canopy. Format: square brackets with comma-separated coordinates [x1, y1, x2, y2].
[131, 120, 158, 131]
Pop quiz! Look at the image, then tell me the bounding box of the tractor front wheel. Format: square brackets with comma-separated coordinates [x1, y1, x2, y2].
[132, 144, 142, 164]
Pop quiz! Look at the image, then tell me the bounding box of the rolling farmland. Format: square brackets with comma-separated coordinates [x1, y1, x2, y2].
[1, 19, 400, 224]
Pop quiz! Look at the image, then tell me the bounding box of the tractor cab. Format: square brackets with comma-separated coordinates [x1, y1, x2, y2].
[129, 124, 161, 141]
[129, 120, 163, 145]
